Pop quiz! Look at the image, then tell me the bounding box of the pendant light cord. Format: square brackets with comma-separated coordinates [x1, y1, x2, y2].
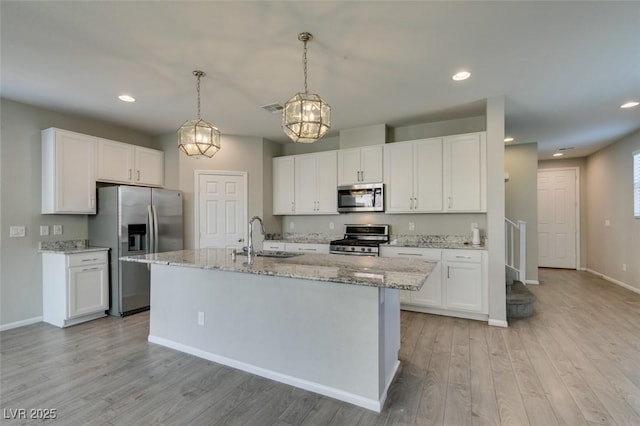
[303, 39, 308, 95]
[196, 73, 201, 120]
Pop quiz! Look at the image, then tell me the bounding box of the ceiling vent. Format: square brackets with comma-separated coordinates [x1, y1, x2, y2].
[558, 147, 575, 151]
[261, 103, 284, 114]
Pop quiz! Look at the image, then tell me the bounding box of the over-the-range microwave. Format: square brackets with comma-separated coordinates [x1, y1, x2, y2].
[337, 183, 384, 213]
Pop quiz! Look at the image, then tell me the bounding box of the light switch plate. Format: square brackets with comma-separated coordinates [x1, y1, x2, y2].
[40, 225, 50, 236]
[10, 226, 26, 237]
[53, 225, 63, 235]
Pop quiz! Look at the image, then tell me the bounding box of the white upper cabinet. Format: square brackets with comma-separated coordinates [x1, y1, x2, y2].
[384, 131, 486, 214]
[337, 145, 383, 185]
[384, 137, 443, 213]
[97, 138, 134, 183]
[97, 139, 164, 187]
[444, 132, 486, 212]
[42, 128, 97, 214]
[273, 151, 337, 215]
[134, 146, 164, 187]
[294, 151, 337, 214]
[273, 156, 296, 214]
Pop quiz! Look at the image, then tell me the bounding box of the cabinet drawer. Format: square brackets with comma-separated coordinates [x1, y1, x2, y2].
[67, 251, 108, 267]
[380, 246, 441, 261]
[263, 242, 286, 251]
[444, 249, 482, 263]
[286, 243, 330, 254]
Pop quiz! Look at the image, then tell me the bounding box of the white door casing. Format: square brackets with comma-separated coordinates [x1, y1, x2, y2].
[195, 171, 247, 250]
[537, 168, 579, 269]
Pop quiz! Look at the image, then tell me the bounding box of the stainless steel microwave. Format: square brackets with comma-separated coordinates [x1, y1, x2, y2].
[337, 183, 384, 213]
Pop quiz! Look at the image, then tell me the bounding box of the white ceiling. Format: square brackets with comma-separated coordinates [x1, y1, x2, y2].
[1, 1, 639, 160]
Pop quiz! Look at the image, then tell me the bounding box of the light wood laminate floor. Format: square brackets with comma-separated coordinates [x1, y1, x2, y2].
[2, 268, 640, 425]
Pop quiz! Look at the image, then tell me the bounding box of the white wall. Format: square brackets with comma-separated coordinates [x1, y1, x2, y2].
[0, 98, 159, 328]
[585, 130, 640, 290]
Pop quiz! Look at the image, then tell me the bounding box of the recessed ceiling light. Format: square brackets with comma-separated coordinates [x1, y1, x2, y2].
[620, 101, 639, 109]
[553, 152, 564, 157]
[452, 71, 471, 81]
[504, 137, 514, 143]
[118, 94, 135, 103]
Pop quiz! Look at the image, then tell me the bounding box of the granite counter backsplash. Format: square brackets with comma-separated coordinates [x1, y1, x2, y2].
[39, 239, 109, 254]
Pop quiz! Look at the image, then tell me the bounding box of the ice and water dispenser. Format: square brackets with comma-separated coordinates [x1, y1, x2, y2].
[127, 224, 147, 252]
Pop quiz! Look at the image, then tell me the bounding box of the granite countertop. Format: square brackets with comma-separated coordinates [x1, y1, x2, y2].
[38, 239, 110, 254]
[121, 248, 435, 291]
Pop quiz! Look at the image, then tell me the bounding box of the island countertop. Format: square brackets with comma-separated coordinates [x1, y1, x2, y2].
[121, 248, 435, 291]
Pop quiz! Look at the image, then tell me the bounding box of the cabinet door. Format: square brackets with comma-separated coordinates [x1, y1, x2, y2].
[68, 264, 108, 319]
[444, 261, 483, 312]
[360, 145, 383, 183]
[314, 151, 337, 214]
[294, 154, 318, 214]
[273, 157, 296, 214]
[384, 142, 414, 212]
[42, 129, 97, 214]
[412, 261, 442, 307]
[337, 148, 362, 185]
[414, 138, 443, 212]
[97, 138, 134, 183]
[134, 147, 164, 187]
[444, 133, 486, 212]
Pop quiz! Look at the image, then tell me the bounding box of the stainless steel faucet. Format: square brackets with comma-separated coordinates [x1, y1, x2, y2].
[247, 216, 266, 260]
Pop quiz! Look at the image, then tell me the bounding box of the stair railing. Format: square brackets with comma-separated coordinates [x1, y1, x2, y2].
[505, 218, 527, 283]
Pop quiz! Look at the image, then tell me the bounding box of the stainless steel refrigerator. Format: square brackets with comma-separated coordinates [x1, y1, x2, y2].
[88, 186, 183, 316]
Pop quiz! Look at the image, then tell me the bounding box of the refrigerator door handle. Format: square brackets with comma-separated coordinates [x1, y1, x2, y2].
[147, 204, 154, 253]
[152, 204, 159, 253]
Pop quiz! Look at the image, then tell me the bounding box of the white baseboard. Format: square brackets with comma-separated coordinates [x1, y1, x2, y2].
[488, 319, 508, 328]
[525, 280, 540, 285]
[586, 269, 640, 295]
[149, 335, 386, 412]
[0, 316, 43, 332]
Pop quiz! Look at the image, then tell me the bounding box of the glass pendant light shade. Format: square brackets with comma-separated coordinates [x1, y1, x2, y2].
[178, 118, 221, 158]
[283, 92, 331, 143]
[283, 32, 331, 144]
[178, 70, 220, 158]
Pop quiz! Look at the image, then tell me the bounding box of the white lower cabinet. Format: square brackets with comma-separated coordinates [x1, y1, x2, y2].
[443, 250, 484, 313]
[380, 246, 487, 321]
[42, 250, 109, 327]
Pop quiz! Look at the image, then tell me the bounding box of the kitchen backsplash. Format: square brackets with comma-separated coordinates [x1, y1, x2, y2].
[39, 239, 90, 251]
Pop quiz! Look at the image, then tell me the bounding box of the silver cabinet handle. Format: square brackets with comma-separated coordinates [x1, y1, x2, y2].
[300, 248, 317, 251]
[448, 197, 452, 209]
[414, 198, 418, 209]
[291, 201, 295, 212]
[137, 170, 141, 181]
[81, 258, 99, 262]
[455, 255, 472, 259]
[82, 267, 100, 271]
[238, 238, 244, 242]
[398, 253, 423, 257]
[447, 266, 451, 279]
[128, 169, 132, 180]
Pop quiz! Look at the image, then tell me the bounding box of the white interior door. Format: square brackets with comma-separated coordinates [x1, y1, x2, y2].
[197, 172, 247, 249]
[538, 169, 577, 268]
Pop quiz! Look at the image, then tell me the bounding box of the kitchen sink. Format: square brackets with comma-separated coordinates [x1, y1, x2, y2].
[256, 250, 302, 258]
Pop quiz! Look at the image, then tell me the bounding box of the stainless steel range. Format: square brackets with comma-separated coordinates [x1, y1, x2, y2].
[329, 224, 390, 256]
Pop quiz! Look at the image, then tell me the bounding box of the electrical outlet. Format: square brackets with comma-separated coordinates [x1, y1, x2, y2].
[622, 264, 627, 272]
[40, 225, 50, 236]
[408, 222, 415, 231]
[10, 226, 26, 238]
[53, 224, 63, 235]
[197, 311, 205, 326]
[329, 221, 334, 230]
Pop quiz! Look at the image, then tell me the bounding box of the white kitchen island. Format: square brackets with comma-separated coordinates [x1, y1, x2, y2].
[121, 249, 435, 412]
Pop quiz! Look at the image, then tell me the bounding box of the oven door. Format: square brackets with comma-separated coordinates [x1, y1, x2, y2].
[337, 184, 384, 212]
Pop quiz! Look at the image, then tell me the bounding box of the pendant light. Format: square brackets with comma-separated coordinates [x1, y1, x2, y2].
[282, 32, 331, 144]
[178, 70, 221, 158]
